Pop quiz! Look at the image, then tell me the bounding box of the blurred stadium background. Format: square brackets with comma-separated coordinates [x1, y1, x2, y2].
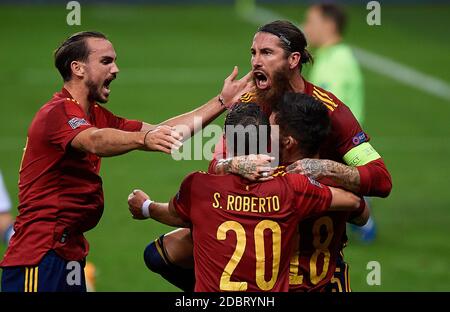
[0, 0, 449, 291]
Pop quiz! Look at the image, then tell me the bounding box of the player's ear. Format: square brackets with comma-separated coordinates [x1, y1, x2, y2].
[283, 135, 298, 150]
[288, 52, 301, 69]
[70, 60, 85, 79]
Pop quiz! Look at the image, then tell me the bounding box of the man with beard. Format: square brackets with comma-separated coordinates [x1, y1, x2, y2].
[0, 31, 249, 292]
[128, 98, 365, 292]
[140, 21, 390, 292]
[216, 20, 390, 292]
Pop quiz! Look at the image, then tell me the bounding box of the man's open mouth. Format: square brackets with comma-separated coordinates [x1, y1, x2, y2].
[102, 78, 113, 95]
[254, 70, 270, 90]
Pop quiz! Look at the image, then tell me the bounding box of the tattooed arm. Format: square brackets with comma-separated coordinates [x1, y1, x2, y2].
[286, 159, 361, 193]
[214, 154, 275, 181]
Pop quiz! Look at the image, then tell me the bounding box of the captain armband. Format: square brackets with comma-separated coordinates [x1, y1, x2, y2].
[343, 142, 381, 167]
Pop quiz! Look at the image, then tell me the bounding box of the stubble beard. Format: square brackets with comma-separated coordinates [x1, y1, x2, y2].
[86, 79, 107, 104]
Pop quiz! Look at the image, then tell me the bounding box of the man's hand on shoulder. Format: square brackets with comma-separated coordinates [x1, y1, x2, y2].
[217, 154, 275, 181]
[286, 158, 327, 180]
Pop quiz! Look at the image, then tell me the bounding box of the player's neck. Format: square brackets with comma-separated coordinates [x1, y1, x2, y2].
[282, 150, 303, 164]
[320, 35, 342, 48]
[64, 81, 92, 115]
[283, 150, 319, 164]
[288, 73, 305, 93]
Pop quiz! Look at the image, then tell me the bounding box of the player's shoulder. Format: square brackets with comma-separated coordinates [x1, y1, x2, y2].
[285, 171, 327, 193]
[181, 170, 210, 185]
[331, 43, 356, 60]
[272, 166, 287, 177]
[307, 80, 355, 117]
[308, 82, 340, 111]
[239, 92, 257, 103]
[36, 92, 79, 118]
[273, 166, 306, 189]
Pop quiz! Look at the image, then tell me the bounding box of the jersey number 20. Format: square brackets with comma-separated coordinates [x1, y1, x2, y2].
[216, 220, 281, 291]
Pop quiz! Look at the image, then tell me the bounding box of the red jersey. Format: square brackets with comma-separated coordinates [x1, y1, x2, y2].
[288, 82, 368, 292]
[288, 178, 364, 292]
[209, 79, 369, 167]
[1, 88, 142, 267]
[208, 79, 370, 292]
[171, 170, 332, 292]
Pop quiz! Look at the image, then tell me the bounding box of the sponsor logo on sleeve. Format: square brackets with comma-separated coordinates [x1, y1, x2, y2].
[352, 131, 367, 146]
[68, 117, 90, 129]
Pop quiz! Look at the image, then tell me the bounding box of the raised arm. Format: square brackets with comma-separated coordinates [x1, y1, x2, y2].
[140, 67, 253, 140]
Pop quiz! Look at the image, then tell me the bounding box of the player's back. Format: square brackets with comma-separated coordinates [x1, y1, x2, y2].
[172, 170, 332, 292]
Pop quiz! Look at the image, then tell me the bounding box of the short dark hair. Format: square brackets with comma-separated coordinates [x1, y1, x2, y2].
[54, 31, 108, 81]
[258, 20, 313, 70]
[224, 103, 270, 156]
[315, 3, 347, 35]
[273, 93, 330, 158]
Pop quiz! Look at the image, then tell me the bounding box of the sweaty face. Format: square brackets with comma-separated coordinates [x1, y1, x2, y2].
[83, 38, 119, 103]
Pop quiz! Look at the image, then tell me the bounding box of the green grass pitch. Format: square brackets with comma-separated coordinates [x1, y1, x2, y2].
[0, 4, 449, 291]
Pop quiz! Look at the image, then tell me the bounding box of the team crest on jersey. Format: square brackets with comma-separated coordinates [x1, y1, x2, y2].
[352, 132, 367, 146]
[307, 177, 322, 188]
[68, 117, 90, 129]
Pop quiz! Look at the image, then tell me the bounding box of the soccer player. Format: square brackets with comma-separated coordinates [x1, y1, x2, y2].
[0, 31, 249, 292]
[303, 3, 376, 243]
[144, 20, 391, 292]
[0, 171, 14, 246]
[128, 97, 364, 292]
[215, 20, 391, 292]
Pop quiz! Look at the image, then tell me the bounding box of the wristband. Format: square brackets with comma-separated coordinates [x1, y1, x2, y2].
[141, 199, 153, 218]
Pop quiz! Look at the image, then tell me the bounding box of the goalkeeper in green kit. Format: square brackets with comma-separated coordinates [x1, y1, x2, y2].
[303, 3, 375, 242]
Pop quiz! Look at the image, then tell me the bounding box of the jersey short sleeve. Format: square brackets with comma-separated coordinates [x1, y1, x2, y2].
[99, 106, 143, 132]
[171, 172, 198, 223]
[46, 100, 94, 152]
[288, 173, 332, 219]
[329, 101, 370, 157]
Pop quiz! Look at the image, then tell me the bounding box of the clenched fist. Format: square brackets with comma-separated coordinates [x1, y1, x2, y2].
[128, 189, 150, 220]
